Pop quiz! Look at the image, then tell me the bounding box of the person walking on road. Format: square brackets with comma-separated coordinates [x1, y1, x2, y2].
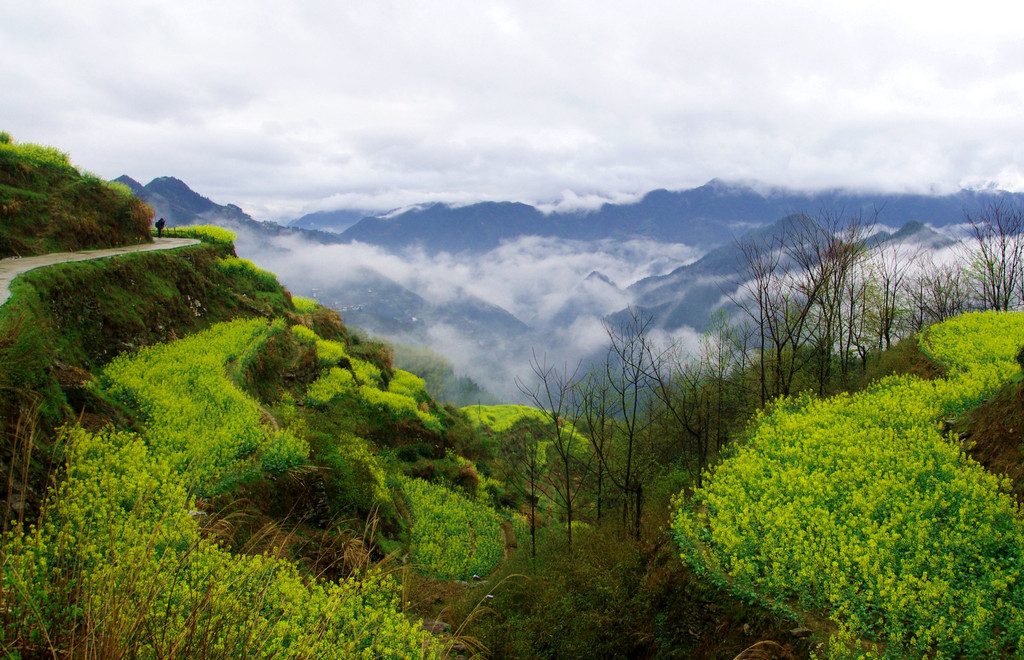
[155, 217, 166, 238]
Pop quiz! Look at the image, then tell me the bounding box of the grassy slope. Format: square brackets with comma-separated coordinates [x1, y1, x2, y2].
[0, 238, 303, 518]
[0, 135, 152, 257]
[673, 312, 1024, 658]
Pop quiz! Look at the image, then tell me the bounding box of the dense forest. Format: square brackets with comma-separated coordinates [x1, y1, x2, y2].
[2, 134, 1024, 659]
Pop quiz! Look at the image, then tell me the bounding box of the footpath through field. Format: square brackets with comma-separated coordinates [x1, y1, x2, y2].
[0, 237, 200, 307]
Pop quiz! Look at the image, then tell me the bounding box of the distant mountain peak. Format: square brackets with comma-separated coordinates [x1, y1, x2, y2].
[112, 175, 144, 194]
[585, 270, 618, 288]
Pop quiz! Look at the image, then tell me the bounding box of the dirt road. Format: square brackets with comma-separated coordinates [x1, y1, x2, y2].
[0, 238, 200, 307]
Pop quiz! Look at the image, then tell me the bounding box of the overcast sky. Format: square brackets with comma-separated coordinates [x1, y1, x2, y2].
[4, 0, 1024, 220]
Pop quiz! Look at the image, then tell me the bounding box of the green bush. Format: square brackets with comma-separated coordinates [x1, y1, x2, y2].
[292, 296, 318, 314]
[307, 367, 357, 407]
[216, 257, 280, 291]
[313, 431, 390, 511]
[164, 224, 237, 244]
[292, 324, 317, 344]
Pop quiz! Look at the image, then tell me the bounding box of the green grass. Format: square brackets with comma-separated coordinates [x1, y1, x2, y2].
[0, 134, 152, 257]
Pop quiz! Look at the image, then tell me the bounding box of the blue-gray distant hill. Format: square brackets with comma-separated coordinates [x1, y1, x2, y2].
[114, 175, 347, 245]
[288, 209, 369, 233]
[337, 179, 1020, 254]
[617, 215, 957, 333]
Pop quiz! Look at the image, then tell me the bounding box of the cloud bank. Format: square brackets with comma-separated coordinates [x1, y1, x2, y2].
[4, 1, 1024, 220]
[235, 231, 701, 398]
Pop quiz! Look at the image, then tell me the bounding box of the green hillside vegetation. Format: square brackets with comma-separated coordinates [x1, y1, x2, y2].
[401, 476, 506, 581]
[673, 311, 1024, 658]
[0, 132, 152, 257]
[0, 214, 451, 656]
[393, 342, 499, 407]
[0, 140, 472, 657]
[7, 136, 1024, 659]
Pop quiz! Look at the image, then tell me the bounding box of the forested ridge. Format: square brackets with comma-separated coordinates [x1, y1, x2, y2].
[3, 135, 1024, 659]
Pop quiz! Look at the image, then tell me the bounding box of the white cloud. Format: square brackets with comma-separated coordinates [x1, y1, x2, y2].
[4, 0, 1024, 220]
[234, 229, 701, 398]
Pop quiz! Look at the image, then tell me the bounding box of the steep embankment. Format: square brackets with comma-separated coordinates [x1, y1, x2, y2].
[673, 311, 1024, 658]
[0, 237, 198, 305]
[0, 134, 152, 257]
[0, 226, 463, 657]
[955, 374, 1024, 503]
[0, 166, 508, 657]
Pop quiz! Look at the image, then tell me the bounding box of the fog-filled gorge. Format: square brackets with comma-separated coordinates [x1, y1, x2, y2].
[234, 231, 706, 400]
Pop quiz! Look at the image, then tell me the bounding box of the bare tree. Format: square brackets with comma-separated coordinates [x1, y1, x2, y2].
[732, 227, 785, 406]
[575, 369, 613, 522]
[499, 420, 544, 563]
[799, 209, 875, 394]
[963, 200, 1024, 312]
[870, 239, 917, 351]
[517, 351, 589, 550]
[732, 212, 868, 401]
[907, 255, 973, 330]
[600, 308, 659, 540]
[641, 311, 742, 489]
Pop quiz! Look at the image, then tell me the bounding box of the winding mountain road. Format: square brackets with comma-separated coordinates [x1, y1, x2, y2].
[0, 237, 200, 307]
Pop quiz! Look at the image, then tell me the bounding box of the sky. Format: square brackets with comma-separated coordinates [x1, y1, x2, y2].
[4, 0, 1024, 221]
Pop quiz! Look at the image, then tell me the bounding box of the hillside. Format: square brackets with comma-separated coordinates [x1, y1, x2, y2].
[116, 174, 348, 246]
[0, 227, 465, 655]
[674, 311, 1024, 657]
[6, 137, 1024, 659]
[0, 133, 152, 257]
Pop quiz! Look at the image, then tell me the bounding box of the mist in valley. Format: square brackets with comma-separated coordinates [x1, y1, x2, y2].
[232, 216, 963, 403]
[234, 230, 706, 400]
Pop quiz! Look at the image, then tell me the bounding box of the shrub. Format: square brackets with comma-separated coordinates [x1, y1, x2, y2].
[314, 431, 390, 511]
[164, 224, 237, 244]
[292, 296, 318, 314]
[360, 385, 441, 431]
[216, 257, 280, 291]
[351, 358, 384, 388]
[316, 338, 348, 366]
[306, 367, 357, 406]
[104, 180, 134, 197]
[291, 324, 317, 344]
[389, 369, 430, 403]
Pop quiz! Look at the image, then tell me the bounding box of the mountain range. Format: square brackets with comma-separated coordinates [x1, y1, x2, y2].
[332, 179, 1015, 254]
[113, 175, 348, 245]
[622, 216, 956, 333]
[118, 174, 998, 392]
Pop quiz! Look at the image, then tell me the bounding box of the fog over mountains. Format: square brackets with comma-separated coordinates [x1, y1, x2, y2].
[120, 175, 1010, 399]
